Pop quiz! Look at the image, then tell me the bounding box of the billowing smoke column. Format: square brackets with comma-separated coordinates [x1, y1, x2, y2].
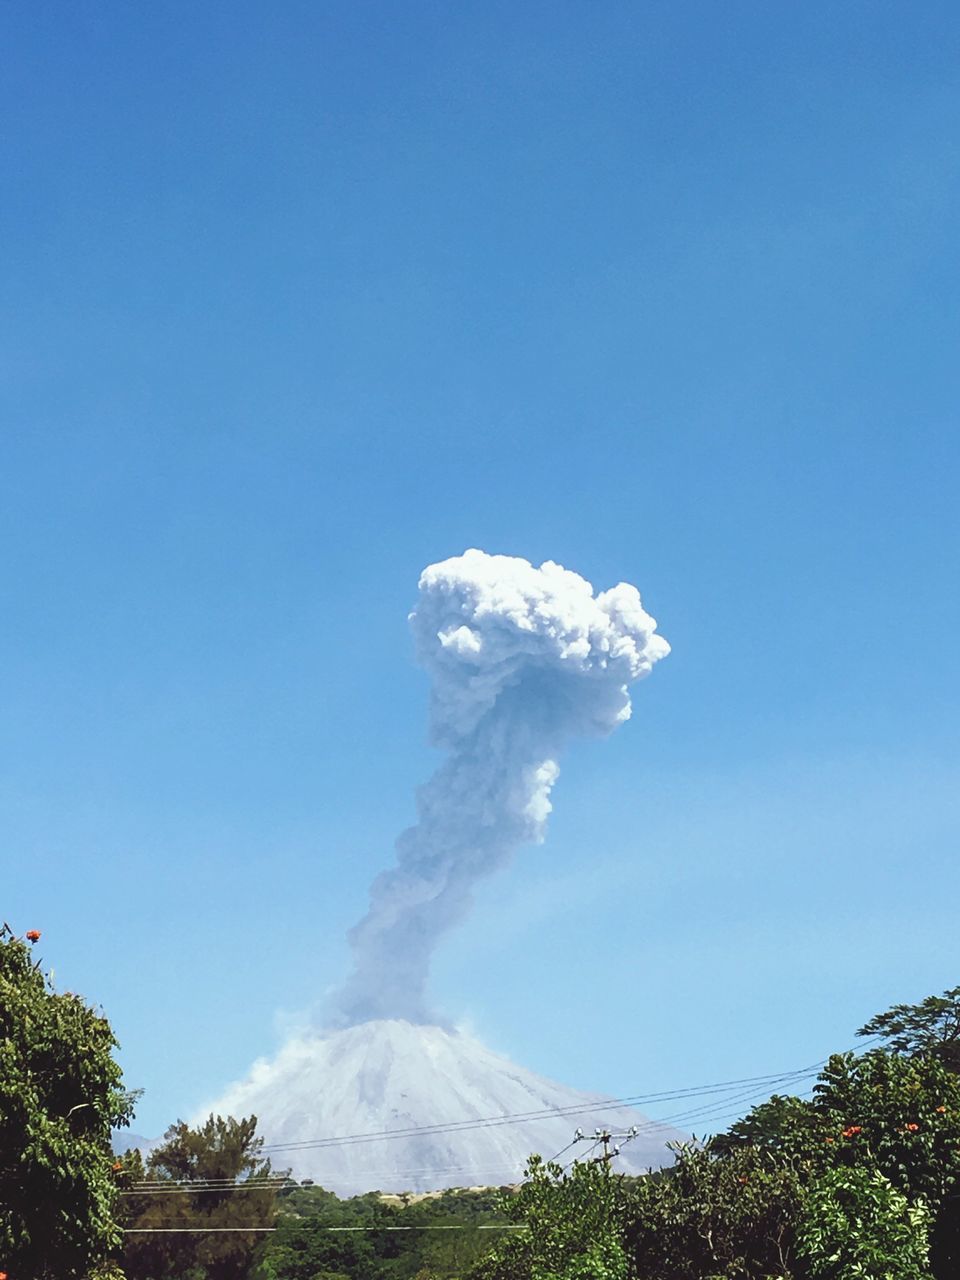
[332, 550, 669, 1026]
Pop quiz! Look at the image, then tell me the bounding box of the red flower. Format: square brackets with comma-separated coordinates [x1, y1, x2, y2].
[25, 930, 41, 943]
[905, 1123, 920, 1132]
[842, 1126, 862, 1138]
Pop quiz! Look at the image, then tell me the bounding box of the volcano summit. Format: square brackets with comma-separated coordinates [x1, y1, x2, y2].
[208, 1020, 681, 1194]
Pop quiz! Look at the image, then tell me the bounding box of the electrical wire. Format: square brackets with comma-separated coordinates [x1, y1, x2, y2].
[120, 1082, 812, 1197]
[562, 1138, 600, 1174]
[543, 1136, 579, 1165]
[120, 1041, 879, 1197]
[121, 1071, 821, 1195]
[253, 1065, 825, 1156]
[123, 1224, 527, 1234]
[121, 1163, 529, 1196]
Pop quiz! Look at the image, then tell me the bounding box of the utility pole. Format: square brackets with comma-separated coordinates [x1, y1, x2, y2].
[570, 1125, 640, 1168]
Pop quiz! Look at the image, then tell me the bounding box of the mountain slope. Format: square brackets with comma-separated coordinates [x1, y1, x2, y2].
[204, 1020, 680, 1194]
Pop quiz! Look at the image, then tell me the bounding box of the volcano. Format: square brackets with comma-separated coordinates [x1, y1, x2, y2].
[206, 1020, 680, 1195]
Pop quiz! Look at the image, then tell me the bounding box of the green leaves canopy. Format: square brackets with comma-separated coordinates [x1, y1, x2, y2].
[0, 924, 135, 1279]
[470, 1155, 630, 1280]
[121, 1114, 280, 1280]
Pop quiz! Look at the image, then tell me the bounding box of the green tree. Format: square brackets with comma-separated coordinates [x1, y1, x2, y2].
[257, 1213, 379, 1280]
[256, 1190, 404, 1280]
[858, 987, 960, 1073]
[805, 1050, 960, 1225]
[459, 994, 960, 1280]
[814, 1050, 960, 1280]
[0, 923, 136, 1279]
[626, 1143, 803, 1279]
[711, 1093, 832, 1163]
[469, 1154, 629, 1280]
[621, 1047, 960, 1280]
[121, 1115, 280, 1280]
[796, 1166, 932, 1280]
[404, 1189, 504, 1278]
[257, 1183, 503, 1280]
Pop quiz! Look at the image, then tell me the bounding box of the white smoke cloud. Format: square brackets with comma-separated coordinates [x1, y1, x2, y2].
[331, 549, 669, 1026]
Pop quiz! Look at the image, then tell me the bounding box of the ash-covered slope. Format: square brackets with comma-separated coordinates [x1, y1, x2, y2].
[206, 1020, 680, 1195]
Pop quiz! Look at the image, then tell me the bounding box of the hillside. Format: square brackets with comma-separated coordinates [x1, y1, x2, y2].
[204, 1019, 680, 1194]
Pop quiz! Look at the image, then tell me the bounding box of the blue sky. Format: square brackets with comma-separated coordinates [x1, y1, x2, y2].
[2, 0, 959, 1135]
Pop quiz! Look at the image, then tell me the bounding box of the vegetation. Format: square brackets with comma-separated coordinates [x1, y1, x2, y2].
[470, 1155, 630, 1280]
[256, 1184, 504, 1280]
[6, 925, 960, 1280]
[117, 1129, 506, 1280]
[858, 987, 960, 1072]
[470, 985, 960, 1280]
[119, 1114, 280, 1280]
[0, 924, 135, 1279]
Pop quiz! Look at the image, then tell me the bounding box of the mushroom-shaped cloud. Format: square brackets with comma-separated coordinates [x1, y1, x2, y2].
[331, 550, 669, 1026]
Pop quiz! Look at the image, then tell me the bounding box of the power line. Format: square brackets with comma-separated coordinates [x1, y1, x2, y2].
[562, 1138, 600, 1173]
[545, 1137, 579, 1164]
[125, 1228, 278, 1234]
[123, 1166, 528, 1194]
[253, 1065, 823, 1156]
[127, 1184, 315, 1194]
[124, 1224, 527, 1234]
[121, 1166, 526, 1195]
[120, 1079, 817, 1203]
[523, 1135, 580, 1180]
[122, 1049, 860, 1176]
[121, 1073, 822, 1196]
[120, 1043, 876, 1197]
[121, 1076, 819, 1198]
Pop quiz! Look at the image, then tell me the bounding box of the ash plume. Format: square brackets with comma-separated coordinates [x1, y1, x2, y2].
[332, 549, 669, 1026]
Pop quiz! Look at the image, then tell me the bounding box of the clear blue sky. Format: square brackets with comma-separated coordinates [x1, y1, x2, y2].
[3, 1, 958, 1135]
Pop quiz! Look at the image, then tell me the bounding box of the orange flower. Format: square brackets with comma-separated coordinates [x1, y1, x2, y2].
[0, 1269, 9, 1279]
[112, 1161, 123, 1172]
[25, 930, 41, 943]
[825, 1137, 835, 1143]
[905, 1123, 920, 1132]
[936, 1106, 947, 1113]
[842, 1126, 862, 1138]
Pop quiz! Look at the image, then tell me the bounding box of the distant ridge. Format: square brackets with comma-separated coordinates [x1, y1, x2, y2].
[112, 1131, 159, 1158]
[204, 1019, 681, 1195]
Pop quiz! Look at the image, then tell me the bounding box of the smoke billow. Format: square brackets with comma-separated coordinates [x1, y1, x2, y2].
[332, 549, 669, 1026]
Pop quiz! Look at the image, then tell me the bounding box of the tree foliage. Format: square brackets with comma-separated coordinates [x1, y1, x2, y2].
[121, 1114, 279, 1280]
[858, 987, 960, 1073]
[469, 1154, 629, 1280]
[9, 941, 960, 1280]
[257, 1185, 503, 1280]
[813, 1049, 960, 1211]
[626, 1143, 804, 1278]
[795, 1166, 932, 1280]
[258, 1193, 402, 1280]
[462, 997, 960, 1280]
[0, 923, 135, 1279]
